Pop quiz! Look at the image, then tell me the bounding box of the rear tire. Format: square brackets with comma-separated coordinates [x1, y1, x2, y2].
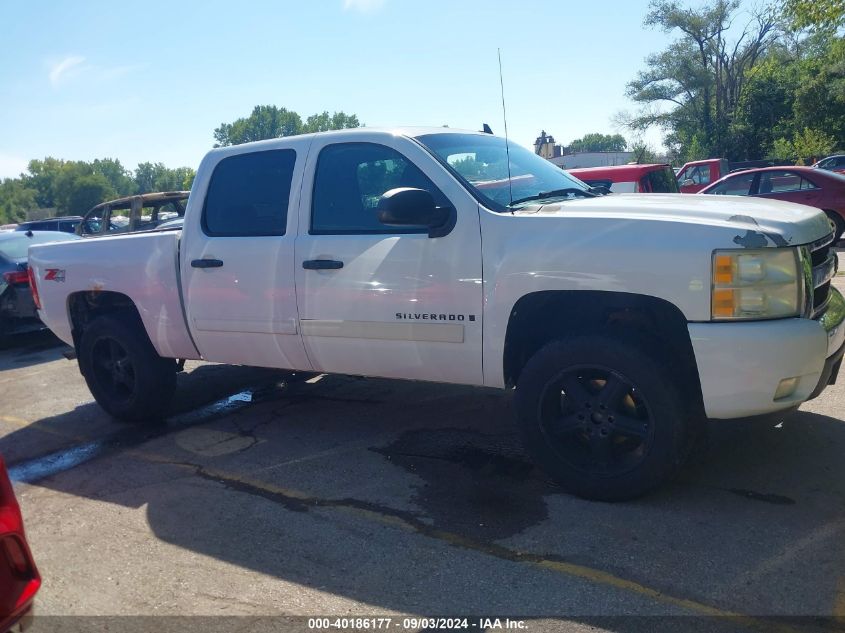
[78, 314, 176, 422]
[515, 335, 692, 501]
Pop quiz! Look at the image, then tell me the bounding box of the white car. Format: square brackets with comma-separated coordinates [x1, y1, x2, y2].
[27, 127, 844, 500]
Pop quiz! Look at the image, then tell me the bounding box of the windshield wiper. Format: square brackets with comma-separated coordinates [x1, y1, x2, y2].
[508, 187, 596, 207]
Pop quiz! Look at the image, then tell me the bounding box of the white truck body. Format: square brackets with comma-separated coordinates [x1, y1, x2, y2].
[28, 127, 845, 499]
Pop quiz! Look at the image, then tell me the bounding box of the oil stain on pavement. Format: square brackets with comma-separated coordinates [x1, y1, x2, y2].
[373, 428, 557, 540]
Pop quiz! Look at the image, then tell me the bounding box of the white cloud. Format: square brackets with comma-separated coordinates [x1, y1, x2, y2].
[48, 55, 86, 86]
[343, 0, 386, 12]
[0, 154, 29, 180]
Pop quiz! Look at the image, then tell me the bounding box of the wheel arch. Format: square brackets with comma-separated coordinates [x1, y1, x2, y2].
[67, 291, 145, 351]
[502, 290, 703, 410]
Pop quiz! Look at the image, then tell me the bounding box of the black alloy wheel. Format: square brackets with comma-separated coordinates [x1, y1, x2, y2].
[538, 365, 655, 477]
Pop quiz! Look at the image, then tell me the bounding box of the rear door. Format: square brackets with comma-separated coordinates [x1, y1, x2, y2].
[753, 170, 822, 207]
[181, 143, 312, 370]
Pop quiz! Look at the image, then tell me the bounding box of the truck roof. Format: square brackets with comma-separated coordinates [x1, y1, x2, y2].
[88, 191, 190, 212]
[207, 126, 492, 158]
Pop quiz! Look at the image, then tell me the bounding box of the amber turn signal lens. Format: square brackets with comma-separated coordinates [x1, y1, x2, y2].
[714, 255, 733, 284]
[712, 288, 735, 317]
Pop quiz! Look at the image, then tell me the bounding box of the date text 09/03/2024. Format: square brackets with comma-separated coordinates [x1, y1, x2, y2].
[307, 617, 526, 630]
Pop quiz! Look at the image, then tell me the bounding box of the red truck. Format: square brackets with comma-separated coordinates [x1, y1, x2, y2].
[567, 164, 679, 193]
[676, 158, 795, 193]
[675, 159, 730, 193]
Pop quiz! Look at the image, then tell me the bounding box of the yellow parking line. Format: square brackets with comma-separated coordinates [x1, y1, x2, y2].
[0, 414, 88, 443]
[0, 414, 30, 428]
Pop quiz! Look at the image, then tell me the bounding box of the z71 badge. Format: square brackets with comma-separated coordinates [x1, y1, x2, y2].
[44, 269, 66, 282]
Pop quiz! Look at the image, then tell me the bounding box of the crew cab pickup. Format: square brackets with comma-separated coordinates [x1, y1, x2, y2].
[27, 128, 845, 500]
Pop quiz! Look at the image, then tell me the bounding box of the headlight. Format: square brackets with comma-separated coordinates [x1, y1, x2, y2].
[711, 248, 801, 320]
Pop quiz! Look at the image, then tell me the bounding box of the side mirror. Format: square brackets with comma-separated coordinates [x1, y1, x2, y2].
[681, 178, 695, 187]
[377, 188, 453, 237]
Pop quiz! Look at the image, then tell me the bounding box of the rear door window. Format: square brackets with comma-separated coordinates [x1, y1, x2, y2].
[202, 149, 296, 237]
[758, 171, 817, 194]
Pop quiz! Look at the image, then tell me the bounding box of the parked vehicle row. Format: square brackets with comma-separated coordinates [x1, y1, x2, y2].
[28, 127, 845, 501]
[0, 231, 81, 342]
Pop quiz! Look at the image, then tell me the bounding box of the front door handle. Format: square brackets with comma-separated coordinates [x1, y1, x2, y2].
[302, 259, 343, 270]
[191, 258, 224, 269]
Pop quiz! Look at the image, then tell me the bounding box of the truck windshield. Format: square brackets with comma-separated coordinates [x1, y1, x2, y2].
[415, 133, 590, 212]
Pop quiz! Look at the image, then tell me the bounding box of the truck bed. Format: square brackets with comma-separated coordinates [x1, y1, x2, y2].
[28, 231, 199, 360]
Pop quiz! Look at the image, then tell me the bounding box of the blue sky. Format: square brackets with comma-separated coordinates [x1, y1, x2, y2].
[0, 0, 677, 179]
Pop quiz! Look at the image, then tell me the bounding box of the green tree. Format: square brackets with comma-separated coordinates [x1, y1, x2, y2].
[783, 0, 845, 30]
[213, 105, 361, 146]
[303, 111, 361, 133]
[181, 168, 196, 191]
[61, 173, 114, 215]
[213, 105, 303, 147]
[771, 137, 795, 160]
[625, 0, 778, 160]
[685, 135, 708, 161]
[0, 179, 38, 224]
[25, 157, 66, 208]
[791, 127, 836, 163]
[92, 158, 136, 197]
[568, 133, 628, 153]
[134, 163, 195, 193]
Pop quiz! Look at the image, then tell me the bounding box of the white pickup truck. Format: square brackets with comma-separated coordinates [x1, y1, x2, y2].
[28, 128, 845, 500]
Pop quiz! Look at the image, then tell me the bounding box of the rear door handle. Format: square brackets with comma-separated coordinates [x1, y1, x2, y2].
[302, 259, 343, 270]
[191, 258, 224, 269]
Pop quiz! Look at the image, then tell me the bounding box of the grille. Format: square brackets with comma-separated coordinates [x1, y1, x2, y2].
[809, 232, 836, 318]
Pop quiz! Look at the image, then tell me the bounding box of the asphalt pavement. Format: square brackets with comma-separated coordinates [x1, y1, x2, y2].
[1, 273, 844, 633]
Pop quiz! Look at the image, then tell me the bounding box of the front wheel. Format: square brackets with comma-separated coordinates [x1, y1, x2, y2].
[515, 335, 692, 501]
[78, 314, 176, 422]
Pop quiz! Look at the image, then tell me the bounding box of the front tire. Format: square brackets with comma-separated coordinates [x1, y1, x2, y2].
[78, 314, 176, 422]
[515, 335, 692, 501]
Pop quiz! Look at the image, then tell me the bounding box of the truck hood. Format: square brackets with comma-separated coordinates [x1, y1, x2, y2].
[515, 193, 832, 247]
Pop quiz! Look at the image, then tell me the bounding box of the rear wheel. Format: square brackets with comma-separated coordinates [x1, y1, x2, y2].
[515, 335, 692, 501]
[78, 314, 176, 422]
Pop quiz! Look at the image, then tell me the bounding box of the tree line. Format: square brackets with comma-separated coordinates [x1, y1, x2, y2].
[620, 0, 845, 163]
[0, 159, 197, 225]
[0, 107, 361, 225]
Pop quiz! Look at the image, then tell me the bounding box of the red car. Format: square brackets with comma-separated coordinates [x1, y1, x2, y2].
[699, 166, 845, 240]
[0, 456, 40, 633]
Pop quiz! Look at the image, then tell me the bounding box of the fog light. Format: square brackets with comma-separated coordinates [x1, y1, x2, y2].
[774, 377, 799, 400]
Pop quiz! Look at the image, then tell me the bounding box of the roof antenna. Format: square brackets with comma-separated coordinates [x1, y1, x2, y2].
[498, 48, 514, 209]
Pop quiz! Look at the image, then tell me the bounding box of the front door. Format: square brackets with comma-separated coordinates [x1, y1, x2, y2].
[181, 145, 312, 371]
[294, 134, 483, 385]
